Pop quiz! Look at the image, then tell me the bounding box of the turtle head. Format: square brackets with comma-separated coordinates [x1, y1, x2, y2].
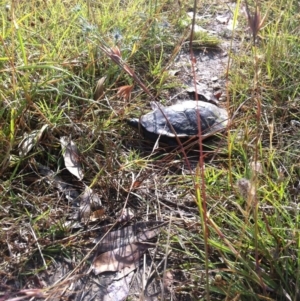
[126, 118, 140, 129]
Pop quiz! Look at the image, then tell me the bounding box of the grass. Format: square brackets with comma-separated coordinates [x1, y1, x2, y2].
[0, 0, 300, 300]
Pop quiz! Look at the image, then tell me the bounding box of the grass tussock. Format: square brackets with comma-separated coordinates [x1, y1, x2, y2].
[0, 0, 300, 300]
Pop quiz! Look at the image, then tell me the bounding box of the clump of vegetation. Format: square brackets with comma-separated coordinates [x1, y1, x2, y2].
[0, 0, 300, 300]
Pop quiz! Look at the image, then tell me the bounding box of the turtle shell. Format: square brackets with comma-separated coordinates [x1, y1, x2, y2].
[128, 100, 228, 140]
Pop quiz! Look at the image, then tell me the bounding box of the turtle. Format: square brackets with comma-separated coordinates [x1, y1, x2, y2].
[128, 100, 229, 143]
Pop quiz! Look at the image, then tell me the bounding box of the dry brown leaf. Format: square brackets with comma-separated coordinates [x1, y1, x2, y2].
[18, 124, 48, 157]
[92, 222, 163, 276]
[79, 185, 103, 222]
[60, 136, 84, 181]
[80, 185, 102, 206]
[102, 271, 134, 301]
[94, 222, 163, 254]
[92, 243, 148, 275]
[90, 208, 106, 221]
[94, 76, 106, 100]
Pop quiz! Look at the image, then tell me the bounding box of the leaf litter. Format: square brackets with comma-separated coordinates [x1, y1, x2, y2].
[92, 242, 150, 275]
[79, 184, 103, 223]
[37, 162, 81, 205]
[18, 124, 49, 157]
[93, 221, 164, 254]
[37, 221, 164, 301]
[36, 161, 104, 225]
[60, 136, 84, 181]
